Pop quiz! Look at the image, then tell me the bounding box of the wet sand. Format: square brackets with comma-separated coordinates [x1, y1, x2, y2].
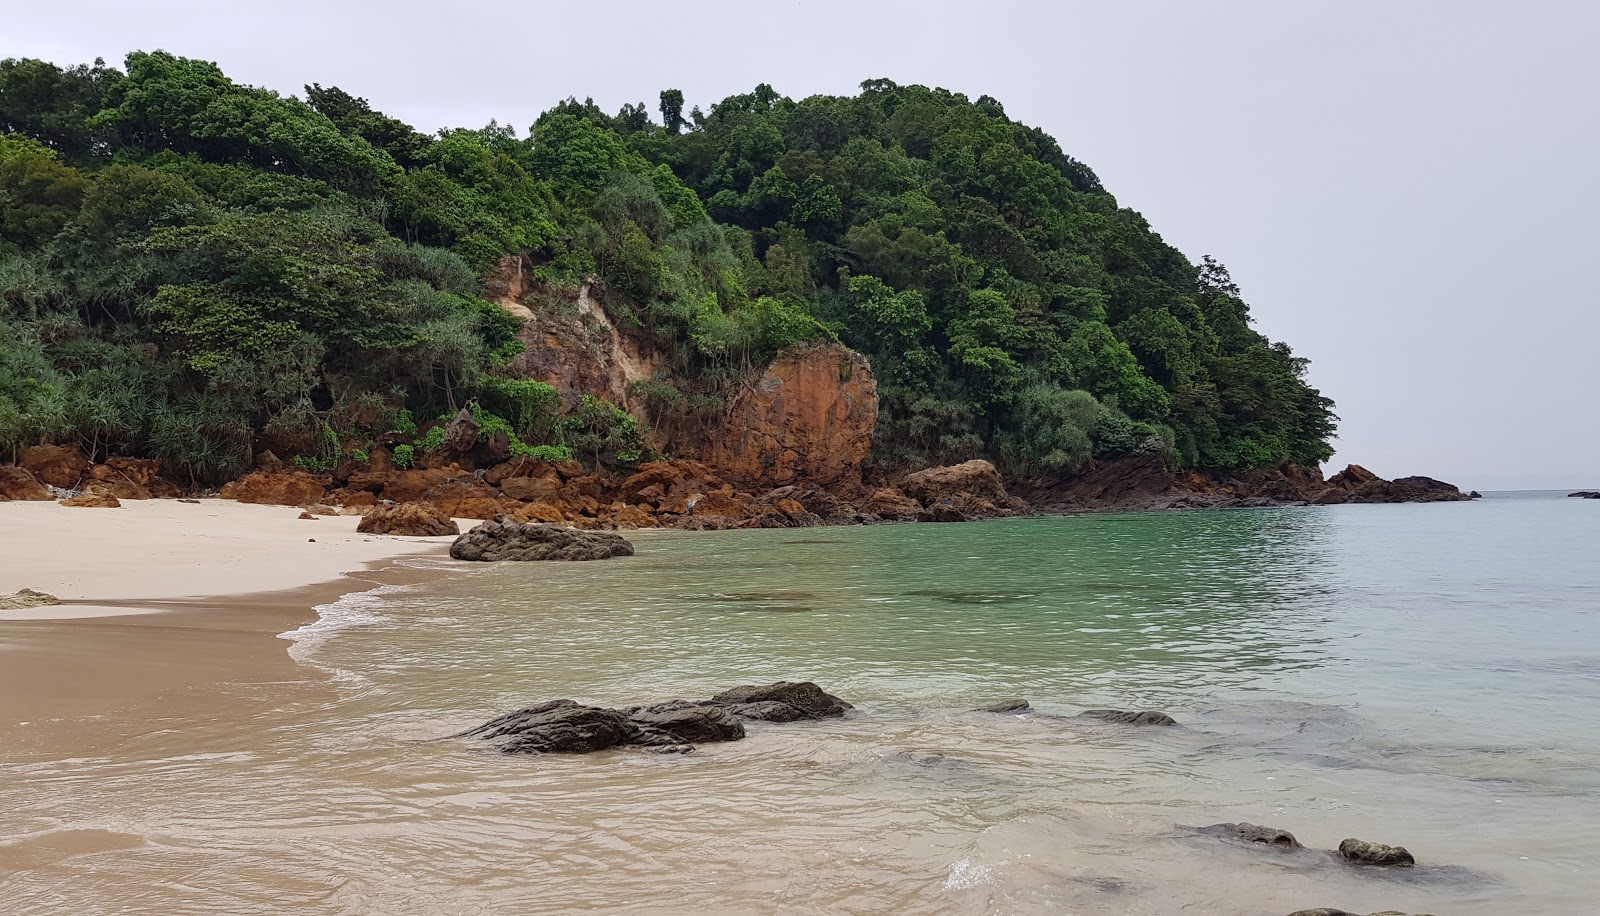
[0, 499, 459, 756]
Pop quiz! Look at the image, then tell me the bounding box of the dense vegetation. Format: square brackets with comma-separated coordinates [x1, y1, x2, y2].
[0, 52, 1335, 484]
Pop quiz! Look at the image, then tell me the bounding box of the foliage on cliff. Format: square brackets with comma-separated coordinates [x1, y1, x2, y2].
[0, 52, 1335, 481]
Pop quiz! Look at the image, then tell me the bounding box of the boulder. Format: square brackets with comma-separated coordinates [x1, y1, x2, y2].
[420, 479, 517, 520]
[0, 467, 52, 501]
[1198, 822, 1303, 848]
[356, 502, 460, 537]
[458, 700, 641, 755]
[302, 503, 341, 516]
[500, 472, 565, 502]
[1338, 838, 1415, 867]
[710, 681, 853, 719]
[20, 445, 88, 489]
[624, 702, 748, 744]
[220, 470, 327, 506]
[1326, 464, 1380, 489]
[1078, 709, 1178, 726]
[901, 459, 1008, 504]
[1, 588, 61, 610]
[83, 457, 165, 499]
[449, 516, 634, 561]
[1567, 491, 1599, 499]
[60, 493, 121, 508]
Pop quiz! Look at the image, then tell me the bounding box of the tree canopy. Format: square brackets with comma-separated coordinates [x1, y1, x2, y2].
[0, 53, 1335, 482]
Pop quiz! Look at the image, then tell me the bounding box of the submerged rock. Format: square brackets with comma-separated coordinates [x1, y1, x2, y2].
[975, 699, 1032, 713]
[458, 681, 848, 755]
[357, 502, 460, 537]
[449, 516, 634, 561]
[1339, 837, 1416, 867]
[1078, 708, 1178, 726]
[1198, 822, 1303, 848]
[1287, 911, 1432, 916]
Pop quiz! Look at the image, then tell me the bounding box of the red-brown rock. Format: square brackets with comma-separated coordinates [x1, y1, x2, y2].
[500, 472, 564, 502]
[356, 503, 460, 537]
[60, 493, 120, 508]
[0, 467, 52, 501]
[1326, 464, 1380, 489]
[420, 480, 517, 520]
[700, 342, 877, 488]
[20, 445, 88, 489]
[900, 460, 1008, 504]
[219, 471, 327, 506]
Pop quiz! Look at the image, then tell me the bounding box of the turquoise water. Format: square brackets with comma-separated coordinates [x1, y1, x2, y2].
[9, 494, 1600, 914]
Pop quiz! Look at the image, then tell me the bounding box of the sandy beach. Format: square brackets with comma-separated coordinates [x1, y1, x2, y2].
[0, 499, 461, 754]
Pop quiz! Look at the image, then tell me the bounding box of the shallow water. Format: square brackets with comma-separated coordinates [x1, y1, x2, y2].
[5, 494, 1599, 914]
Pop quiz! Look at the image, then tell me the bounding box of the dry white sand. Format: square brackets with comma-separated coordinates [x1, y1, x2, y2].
[0, 499, 457, 619]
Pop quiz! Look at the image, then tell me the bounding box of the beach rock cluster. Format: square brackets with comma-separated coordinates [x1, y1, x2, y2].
[457, 681, 851, 754]
[449, 516, 634, 561]
[1, 451, 186, 503]
[1017, 456, 1475, 512]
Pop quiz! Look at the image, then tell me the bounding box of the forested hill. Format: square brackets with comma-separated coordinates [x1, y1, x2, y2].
[0, 52, 1335, 485]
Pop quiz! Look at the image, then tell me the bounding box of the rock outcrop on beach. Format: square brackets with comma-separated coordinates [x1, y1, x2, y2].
[20, 445, 89, 489]
[60, 493, 120, 508]
[449, 516, 634, 561]
[1338, 837, 1416, 867]
[457, 681, 851, 754]
[219, 470, 327, 507]
[0, 467, 52, 501]
[356, 502, 460, 537]
[0, 588, 61, 610]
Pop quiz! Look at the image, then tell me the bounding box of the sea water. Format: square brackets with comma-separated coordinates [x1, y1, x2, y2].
[5, 493, 1598, 914]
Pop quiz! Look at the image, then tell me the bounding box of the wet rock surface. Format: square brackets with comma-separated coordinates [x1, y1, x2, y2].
[1339, 838, 1416, 867]
[458, 681, 850, 754]
[1078, 708, 1178, 726]
[975, 699, 1032, 713]
[1198, 822, 1303, 848]
[449, 516, 634, 561]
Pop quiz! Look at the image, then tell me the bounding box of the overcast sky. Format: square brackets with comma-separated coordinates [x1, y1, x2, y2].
[9, 1, 1596, 488]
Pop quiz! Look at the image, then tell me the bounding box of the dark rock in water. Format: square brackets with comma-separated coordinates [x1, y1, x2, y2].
[1569, 491, 1600, 499]
[975, 699, 1032, 713]
[625, 702, 747, 745]
[1339, 837, 1416, 867]
[449, 516, 634, 561]
[1286, 910, 1432, 916]
[917, 505, 970, 523]
[710, 681, 853, 719]
[458, 681, 849, 755]
[1078, 708, 1177, 726]
[1198, 822, 1303, 848]
[457, 699, 638, 754]
[1467, 490, 1482, 499]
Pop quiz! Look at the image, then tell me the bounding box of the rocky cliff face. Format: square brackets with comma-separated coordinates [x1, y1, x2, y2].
[492, 259, 880, 491]
[700, 342, 877, 488]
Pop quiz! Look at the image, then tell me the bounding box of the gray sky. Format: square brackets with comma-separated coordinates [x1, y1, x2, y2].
[10, 1, 1597, 489]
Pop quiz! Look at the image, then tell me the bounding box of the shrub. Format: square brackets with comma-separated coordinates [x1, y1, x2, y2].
[392, 443, 415, 468]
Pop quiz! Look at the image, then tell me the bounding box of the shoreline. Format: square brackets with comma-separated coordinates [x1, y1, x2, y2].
[0, 500, 463, 761]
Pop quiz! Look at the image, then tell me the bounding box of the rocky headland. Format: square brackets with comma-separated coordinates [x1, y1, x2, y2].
[1, 266, 1474, 526]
